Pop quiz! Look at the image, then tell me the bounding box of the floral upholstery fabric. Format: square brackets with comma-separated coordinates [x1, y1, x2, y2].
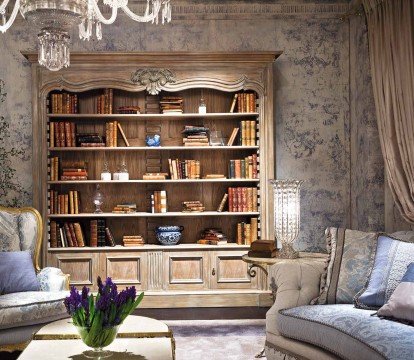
[278, 304, 414, 360]
[0, 211, 20, 252]
[0, 291, 68, 330]
[18, 211, 38, 255]
[37, 267, 67, 292]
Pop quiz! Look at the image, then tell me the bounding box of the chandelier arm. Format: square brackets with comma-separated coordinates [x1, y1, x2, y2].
[0, 0, 20, 33]
[120, 3, 160, 23]
[90, 0, 118, 25]
[0, 0, 11, 13]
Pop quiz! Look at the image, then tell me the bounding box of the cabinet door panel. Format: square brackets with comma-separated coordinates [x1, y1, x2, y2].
[211, 251, 257, 289]
[101, 252, 147, 290]
[56, 253, 99, 289]
[164, 251, 209, 290]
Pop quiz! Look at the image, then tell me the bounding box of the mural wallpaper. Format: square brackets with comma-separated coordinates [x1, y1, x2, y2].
[0, 2, 385, 251]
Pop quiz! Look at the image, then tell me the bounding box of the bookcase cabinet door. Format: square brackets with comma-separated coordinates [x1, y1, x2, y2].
[210, 251, 257, 290]
[100, 252, 147, 290]
[51, 253, 100, 290]
[163, 251, 210, 290]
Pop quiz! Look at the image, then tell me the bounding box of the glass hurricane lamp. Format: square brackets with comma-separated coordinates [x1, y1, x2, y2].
[0, 0, 172, 71]
[270, 179, 303, 259]
[93, 184, 104, 213]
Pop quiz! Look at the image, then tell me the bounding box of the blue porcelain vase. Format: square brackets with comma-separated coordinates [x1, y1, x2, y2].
[155, 226, 184, 245]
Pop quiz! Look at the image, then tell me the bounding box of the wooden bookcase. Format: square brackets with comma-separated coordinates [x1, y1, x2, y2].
[25, 52, 280, 308]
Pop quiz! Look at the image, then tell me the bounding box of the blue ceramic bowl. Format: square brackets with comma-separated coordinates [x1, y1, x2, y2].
[155, 226, 184, 245]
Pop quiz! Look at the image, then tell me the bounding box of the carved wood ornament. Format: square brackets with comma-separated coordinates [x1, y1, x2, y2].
[131, 68, 176, 95]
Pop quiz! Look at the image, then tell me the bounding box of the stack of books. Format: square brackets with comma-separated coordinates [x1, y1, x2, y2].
[50, 122, 76, 147]
[228, 187, 258, 212]
[112, 203, 137, 214]
[123, 235, 145, 247]
[117, 106, 140, 114]
[97, 88, 113, 114]
[151, 191, 167, 213]
[160, 96, 183, 114]
[76, 133, 105, 147]
[182, 126, 209, 147]
[61, 161, 88, 181]
[143, 173, 168, 180]
[49, 190, 81, 214]
[168, 159, 201, 179]
[229, 155, 258, 179]
[247, 240, 277, 258]
[197, 228, 228, 245]
[236, 218, 258, 245]
[50, 221, 85, 248]
[50, 92, 78, 114]
[182, 201, 205, 212]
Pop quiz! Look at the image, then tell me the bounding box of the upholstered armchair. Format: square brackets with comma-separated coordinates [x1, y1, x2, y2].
[0, 206, 69, 352]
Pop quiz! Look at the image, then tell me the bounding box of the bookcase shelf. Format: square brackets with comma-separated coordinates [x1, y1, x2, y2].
[48, 211, 260, 218]
[47, 112, 259, 121]
[49, 146, 259, 151]
[48, 179, 260, 184]
[27, 51, 278, 306]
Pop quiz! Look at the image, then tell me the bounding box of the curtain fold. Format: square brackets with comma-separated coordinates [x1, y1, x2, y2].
[363, 0, 414, 223]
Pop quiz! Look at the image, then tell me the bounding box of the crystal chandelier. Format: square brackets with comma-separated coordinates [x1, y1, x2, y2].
[0, 0, 172, 71]
[270, 179, 303, 259]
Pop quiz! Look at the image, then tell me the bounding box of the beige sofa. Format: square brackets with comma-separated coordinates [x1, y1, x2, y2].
[265, 257, 336, 360]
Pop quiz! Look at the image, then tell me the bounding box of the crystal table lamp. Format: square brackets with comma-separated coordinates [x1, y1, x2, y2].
[93, 185, 104, 214]
[270, 179, 303, 259]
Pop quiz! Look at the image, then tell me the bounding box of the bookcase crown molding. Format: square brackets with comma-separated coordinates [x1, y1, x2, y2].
[131, 68, 176, 95]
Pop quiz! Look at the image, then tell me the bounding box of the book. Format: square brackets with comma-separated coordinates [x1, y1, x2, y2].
[90, 220, 98, 247]
[229, 93, 238, 113]
[117, 123, 130, 147]
[247, 249, 277, 258]
[250, 239, 275, 252]
[73, 223, 85, 247]
[50, 221, 57, 248]
[105, 227, 116, 247]
[227, 127, 239, 146]
[217, 193, 228, 212]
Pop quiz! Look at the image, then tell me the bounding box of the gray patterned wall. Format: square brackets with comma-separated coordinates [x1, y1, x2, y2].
[0, 1, 389, 251]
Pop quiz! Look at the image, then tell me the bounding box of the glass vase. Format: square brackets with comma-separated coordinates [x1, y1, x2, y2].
[75, 324, 120, 359]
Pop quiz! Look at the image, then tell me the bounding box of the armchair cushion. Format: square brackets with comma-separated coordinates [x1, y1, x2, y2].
[37, 267, 68, 292]
[0, 291, 68, 330]
[0, 251, 39, 294]
[0, 211, 20, 252]
[18, 211, 39, 255]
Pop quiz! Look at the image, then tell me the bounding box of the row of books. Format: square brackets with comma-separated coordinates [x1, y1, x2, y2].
[227, 121, 257, 146]
[91, 219, 115, 247]
[50, 92, 78, 114]
[229, 155, 258, 179]
[160, 96, 183, 114]
[182, 201, 205, 212]
[236, 218, 258, 245]
[229, 92, 256, 113]
[151, 191, 167, 213]
[228, 187, 258, 212]
[168, 159, 201, 179]
[118, 106, 140, 114]
[182, 125, 209, 147]
[49, 190, 81, 214]
[50, 221, 86, 248]
[97, 89, 114, 114]
[50, 122, 76, 147]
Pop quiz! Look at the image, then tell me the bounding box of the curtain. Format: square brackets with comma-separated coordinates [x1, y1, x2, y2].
[363, 0, 414, 223]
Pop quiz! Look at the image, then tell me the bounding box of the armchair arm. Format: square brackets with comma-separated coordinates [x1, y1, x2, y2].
[266, 258, 325, 335]
[37, 267, 70, 291]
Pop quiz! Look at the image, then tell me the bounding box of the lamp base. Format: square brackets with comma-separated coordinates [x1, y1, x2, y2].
[276, 243, 299, 259]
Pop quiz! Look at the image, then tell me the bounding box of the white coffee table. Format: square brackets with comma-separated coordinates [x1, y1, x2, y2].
[19, 315, 175, 359]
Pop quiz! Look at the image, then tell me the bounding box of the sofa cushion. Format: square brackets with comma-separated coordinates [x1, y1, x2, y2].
[377, 262, 414, 323]
[316, 228, 378, 304]
[355, 235, 414, 309]
[277, 304, 414, 360]
[0, 211, 21, 252]
[0, 291, 68, 330]
[0, 251, 40, 294]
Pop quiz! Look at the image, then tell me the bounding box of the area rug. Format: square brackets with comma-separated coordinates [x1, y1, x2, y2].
[166, 319, 266, 360]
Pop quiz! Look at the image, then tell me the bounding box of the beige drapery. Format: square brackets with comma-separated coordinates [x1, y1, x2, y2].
[363, 0, 414, 223]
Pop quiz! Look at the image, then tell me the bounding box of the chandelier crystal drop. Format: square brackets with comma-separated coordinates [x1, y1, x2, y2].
[0, 0, 172, 71]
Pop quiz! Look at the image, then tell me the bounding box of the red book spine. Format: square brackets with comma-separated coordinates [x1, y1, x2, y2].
[237, 188, 242, 212]
[64, 223, 74, 247]
[228, 188, 233, 212]
[69, 223, 78, 247]
[242, 187, 247, 212]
